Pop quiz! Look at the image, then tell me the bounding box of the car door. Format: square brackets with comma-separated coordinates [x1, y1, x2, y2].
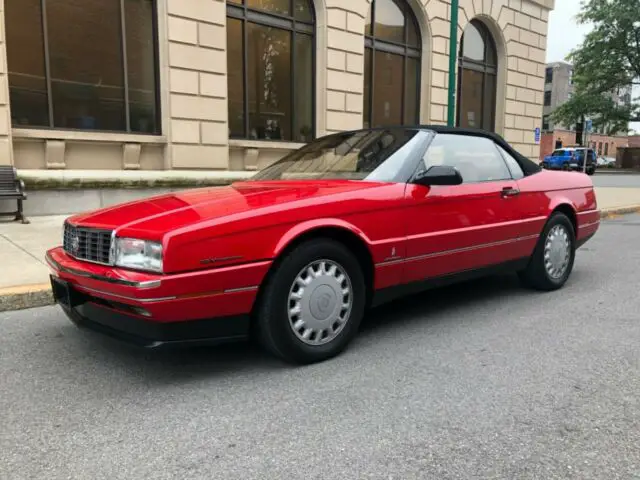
[402, 133, 529, 284]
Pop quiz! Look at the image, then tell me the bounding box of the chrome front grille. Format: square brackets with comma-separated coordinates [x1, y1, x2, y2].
[63, 223, 113, 265]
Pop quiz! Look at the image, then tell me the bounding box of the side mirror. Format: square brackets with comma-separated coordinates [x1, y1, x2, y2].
[413, 165, 463, 186]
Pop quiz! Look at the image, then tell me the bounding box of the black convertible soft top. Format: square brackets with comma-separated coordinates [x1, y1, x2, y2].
[420, 125, 542, 176]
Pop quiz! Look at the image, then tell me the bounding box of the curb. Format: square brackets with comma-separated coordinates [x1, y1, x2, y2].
[0, 284, 54, 313]
[1, 206, 639, 313]
[600, 205, 640, 219]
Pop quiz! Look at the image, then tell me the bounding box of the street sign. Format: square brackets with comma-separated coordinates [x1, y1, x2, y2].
[534, 127, 541, 144]
[586, 119, 593, 132]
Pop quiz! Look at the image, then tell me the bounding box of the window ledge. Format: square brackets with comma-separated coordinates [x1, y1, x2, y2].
[12, 128, 167, 145]
[229, 139, 306, 150]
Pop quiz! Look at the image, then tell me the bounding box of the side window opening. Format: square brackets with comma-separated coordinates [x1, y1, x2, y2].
[496, 145, 525, 180]
[420, 134, 512, 183]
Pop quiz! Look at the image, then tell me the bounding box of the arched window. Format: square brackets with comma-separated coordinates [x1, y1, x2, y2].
[457, 20, 497, 132]
[364, 0, 421, 128]
[227, 0, 315, 142]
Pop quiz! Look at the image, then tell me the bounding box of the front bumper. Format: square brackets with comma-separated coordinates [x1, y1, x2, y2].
[46, 247, 272, 347]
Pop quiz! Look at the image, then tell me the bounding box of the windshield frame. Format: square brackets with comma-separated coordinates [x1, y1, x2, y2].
[250, 128, 434, 184]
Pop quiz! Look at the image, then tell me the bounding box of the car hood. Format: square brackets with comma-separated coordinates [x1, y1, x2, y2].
[68, 181, 383, 237]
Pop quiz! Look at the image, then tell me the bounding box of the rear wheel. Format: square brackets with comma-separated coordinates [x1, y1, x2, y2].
[562, 162, 571, 171]
[255, 239, 366, 364]
[586, 166, 595, 175]
[519, 212, 575, 291]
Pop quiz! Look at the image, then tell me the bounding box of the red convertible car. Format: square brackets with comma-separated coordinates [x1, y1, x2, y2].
[46, 126, 600, 364]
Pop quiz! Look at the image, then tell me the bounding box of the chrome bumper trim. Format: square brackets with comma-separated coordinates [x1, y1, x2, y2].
[77, 285, 176, 303]
[46, 252, 162, 289]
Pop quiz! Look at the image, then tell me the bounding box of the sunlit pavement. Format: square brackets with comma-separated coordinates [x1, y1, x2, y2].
[1, 215, 640, 479]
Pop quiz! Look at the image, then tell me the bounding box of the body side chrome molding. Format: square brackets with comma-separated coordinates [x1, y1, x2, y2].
[576, 209, 600, 216]
[579, 220, 600, 229]
[223, 286, 260, 294]
[375, 234, 540, 267]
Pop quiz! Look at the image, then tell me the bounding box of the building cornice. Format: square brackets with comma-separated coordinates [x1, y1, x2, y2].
[526, 0, 555, 11]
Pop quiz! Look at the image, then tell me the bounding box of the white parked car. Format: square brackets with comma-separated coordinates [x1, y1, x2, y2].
[597, 156, 616, 167]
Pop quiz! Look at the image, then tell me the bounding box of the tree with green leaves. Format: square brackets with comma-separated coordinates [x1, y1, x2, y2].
[551, 0, 640, 136]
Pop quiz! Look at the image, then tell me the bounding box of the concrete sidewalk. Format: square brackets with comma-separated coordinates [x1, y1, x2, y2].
[1, 187, 640, 312]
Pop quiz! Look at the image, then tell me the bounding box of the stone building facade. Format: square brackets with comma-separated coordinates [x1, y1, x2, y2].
[0, 0, 554, 172]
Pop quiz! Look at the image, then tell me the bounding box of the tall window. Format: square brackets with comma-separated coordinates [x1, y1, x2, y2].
[6, 0, 160, 134]
[456, 20, 497, 132]
[545, 67, 553, 84]
[227, 0, 315, 143]
[544, 91, 552, 106]
[364, 0, 421, 128]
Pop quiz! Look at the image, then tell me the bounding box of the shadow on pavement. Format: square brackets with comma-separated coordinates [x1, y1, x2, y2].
[36, 268, 597, 387]
[41, 273, 531, 378]
[361, 273, 525, 332]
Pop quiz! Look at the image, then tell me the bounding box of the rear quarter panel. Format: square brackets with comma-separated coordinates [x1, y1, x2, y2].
[517, 170, 599, 243]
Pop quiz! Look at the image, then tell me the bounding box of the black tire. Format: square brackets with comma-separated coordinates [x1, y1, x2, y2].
[562, 162, 571, 171]
[518, 212, 576, 291]
[586, 167, 595, 176]
[255, 238, 366, 364]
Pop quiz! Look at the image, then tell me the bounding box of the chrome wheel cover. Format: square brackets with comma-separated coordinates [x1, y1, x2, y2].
[288, 260, 353, 346]
[544, 224, 571, 279]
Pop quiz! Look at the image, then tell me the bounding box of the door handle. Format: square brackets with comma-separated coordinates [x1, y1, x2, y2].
[501, 187, 520, 198]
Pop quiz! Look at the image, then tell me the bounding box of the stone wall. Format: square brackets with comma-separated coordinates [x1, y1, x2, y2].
[166, 0, 229, 169]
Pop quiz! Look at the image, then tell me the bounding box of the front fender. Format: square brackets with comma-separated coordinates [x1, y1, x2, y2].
[273, 218, 373, 258]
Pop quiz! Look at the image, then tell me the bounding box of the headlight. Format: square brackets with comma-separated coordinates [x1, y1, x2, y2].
[113, 238, 163, 273]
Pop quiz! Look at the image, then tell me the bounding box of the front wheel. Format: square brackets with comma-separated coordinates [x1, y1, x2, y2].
[519, 212, 576, 291]
[255, 239, 366, 364]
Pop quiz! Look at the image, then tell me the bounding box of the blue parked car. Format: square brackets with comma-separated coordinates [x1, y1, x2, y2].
[541, 147, 596, 175]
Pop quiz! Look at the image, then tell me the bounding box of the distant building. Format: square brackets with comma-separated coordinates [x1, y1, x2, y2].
[541, 62, 574, 132]
[540, 129, 628, 161]
[540, 61, 632, 160]
[542, 61, 631, 134]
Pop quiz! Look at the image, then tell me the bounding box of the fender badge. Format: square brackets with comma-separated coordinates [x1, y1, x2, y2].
[200, 256, 243, 265]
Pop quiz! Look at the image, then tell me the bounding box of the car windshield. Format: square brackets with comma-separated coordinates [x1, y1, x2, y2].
[252, 129, 426, 182]
[551, 150, 571, 157]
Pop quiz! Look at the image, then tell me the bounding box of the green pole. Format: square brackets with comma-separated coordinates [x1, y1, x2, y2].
[447, 0, 459, 126]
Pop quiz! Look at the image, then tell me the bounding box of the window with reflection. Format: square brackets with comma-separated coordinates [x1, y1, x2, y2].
[227, 0, 315, 142]
[6, 0, 160, 134]
[364, 0, 421, 128]
[456, 20, 497, 132]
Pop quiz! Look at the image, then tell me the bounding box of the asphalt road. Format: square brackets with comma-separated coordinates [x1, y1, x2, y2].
[2, 216, 640, 480]
[593, 172, 640, 188]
